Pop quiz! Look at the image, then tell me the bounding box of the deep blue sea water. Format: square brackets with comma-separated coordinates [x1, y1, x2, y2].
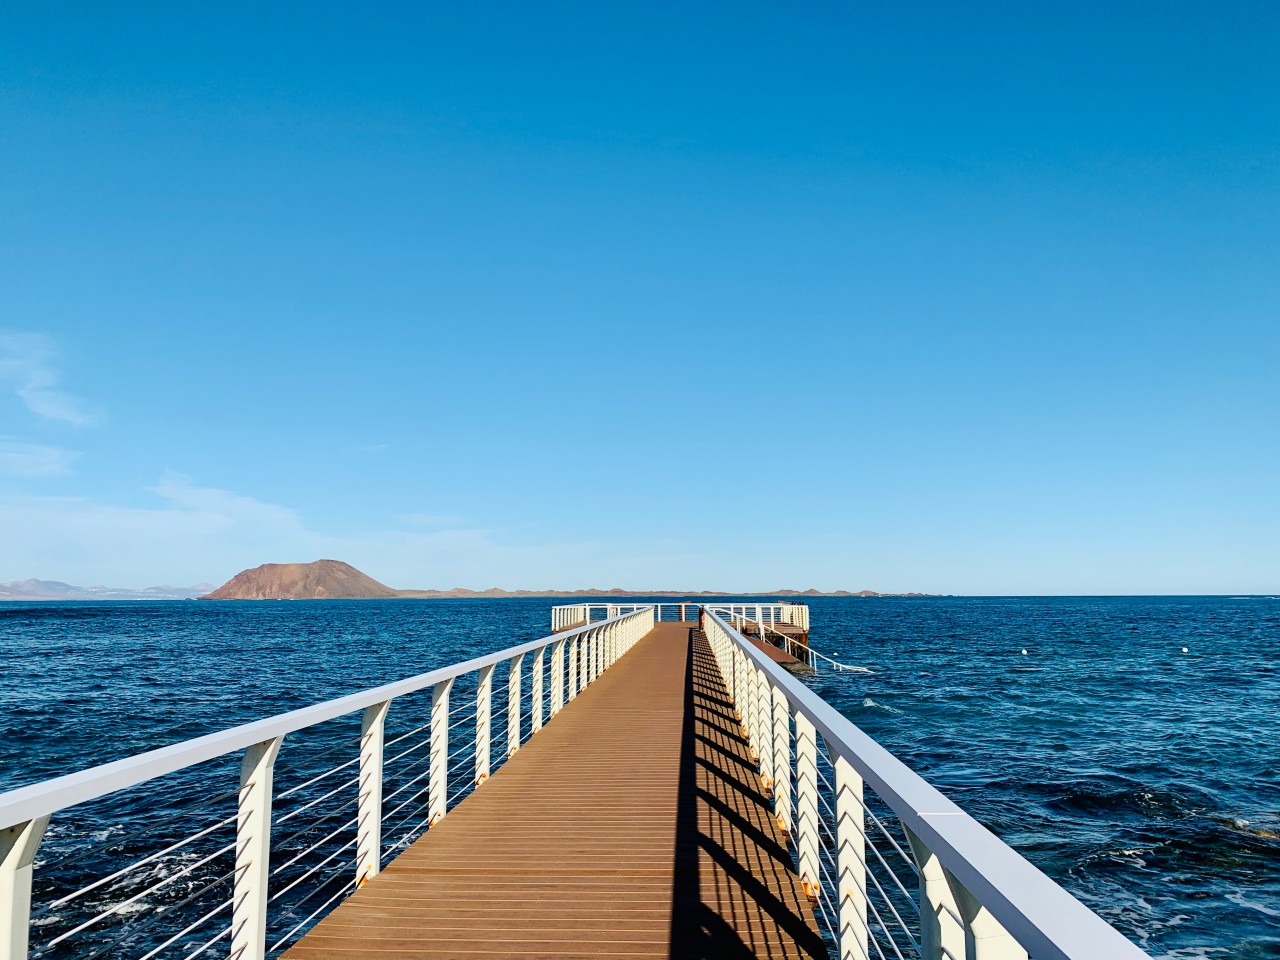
[2, 596, 1277, 958]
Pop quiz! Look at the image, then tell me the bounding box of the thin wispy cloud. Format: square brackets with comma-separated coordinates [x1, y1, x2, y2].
[0, 439, 79, 477]
[0, 331, 96, 426]
[0, 475, 620, 588]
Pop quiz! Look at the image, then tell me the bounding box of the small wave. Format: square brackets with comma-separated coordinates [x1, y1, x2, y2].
[861, 697, 903, 714]
[1081, 845, 1155, 870]
[1210, 816, 1280, 840]
[1047, 778, 1201, 820]
[1225, 892, 1280, 918]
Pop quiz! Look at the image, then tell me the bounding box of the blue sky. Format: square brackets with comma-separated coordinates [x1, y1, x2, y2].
[1, 2, 1276, 593]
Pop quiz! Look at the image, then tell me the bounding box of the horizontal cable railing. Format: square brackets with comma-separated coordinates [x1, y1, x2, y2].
[705, 602, 810, 632]
[551, 600, 810, 631]
[0, 608, 655, 960]
[714, 609, 867, 673]
[551, 602, 700, 628]
[702, 608, 1149, 960]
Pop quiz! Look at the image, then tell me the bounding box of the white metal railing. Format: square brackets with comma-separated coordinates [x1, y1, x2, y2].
[551, 601, 710, 629]
[718, 610, 867, 673]
[702, 608, 1148, 960]
[0, 608, 654, 960]
[552, 601, 810, 632]
[705, 602, 810, 632]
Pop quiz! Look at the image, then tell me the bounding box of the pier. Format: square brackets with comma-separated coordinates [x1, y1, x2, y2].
[0, 605, 1147, 960]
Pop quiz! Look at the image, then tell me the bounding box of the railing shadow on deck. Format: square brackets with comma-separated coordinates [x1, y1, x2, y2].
[669, 626, 829, 960]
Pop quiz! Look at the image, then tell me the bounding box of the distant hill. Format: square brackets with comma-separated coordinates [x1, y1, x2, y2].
[0, 579, 215, 601]
[202, 560, 401, 600]
[202, 560, 922, 599]
[6, 562, 926, 601]
[393, 587, 920, 598]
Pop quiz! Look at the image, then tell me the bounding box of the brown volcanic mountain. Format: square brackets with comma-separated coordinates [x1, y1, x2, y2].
[202, 560, 400, 600]
[201, 559, 923, 600]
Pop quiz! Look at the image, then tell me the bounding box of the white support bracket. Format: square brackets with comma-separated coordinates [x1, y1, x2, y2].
[428, 679, 453, 825]
[950, 875, 1031, 960]
[507, 654, 524, 756]
[795, 710, 819, 905]
[232, 736, 284, 960]
[832, 751, 868, 960]
[356, 700, 390, 887]
[550, 639, 566, 716]
[532, 648, 546, 732]
[0, 816, 48, 960]
[567, 635, 580, 701]
[475, 664, 494, 784]
[772, 684, 792, 835]
[907, 826, 967, 960]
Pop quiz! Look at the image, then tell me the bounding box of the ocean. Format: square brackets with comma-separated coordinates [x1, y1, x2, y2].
[2, 596, 1277, 958]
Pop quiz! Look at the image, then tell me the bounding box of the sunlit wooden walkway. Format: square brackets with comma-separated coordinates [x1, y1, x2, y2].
[282, 622, 824, 959]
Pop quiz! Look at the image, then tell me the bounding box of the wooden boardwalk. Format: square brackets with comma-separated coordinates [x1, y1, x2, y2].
[282, 622, 824, 959]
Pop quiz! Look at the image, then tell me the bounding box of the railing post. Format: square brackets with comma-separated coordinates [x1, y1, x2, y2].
[738, 646, 749, 723]
[906, 828, 966, 960]
[0, 816, 48, 960]
[232, 736, 283, 960]
[356, 701, 389, 887]
[795, 711, 819, 904]
[532, 648, 545, 732]
[756, 666, 773, 791]
[832, 751, 868, 960]
[772, 684, 792, 834]
[507, 654, 524, 756]
[475, 664, 493, 784]
[550, 639, 566, 716]
[428, 679, 453, 824]
[950, 880, 1030, 960]
[567, 635, 579, 702]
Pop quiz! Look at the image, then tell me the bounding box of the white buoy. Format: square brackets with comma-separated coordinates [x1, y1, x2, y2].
[1182, 647, 1189, 653]
[1021, 649, 1028, 655]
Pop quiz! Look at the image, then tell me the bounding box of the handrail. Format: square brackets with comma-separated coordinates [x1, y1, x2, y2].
[0, 612, 640, 829]
[553, 601, 810, 630]
[0, 607, 656, 960]
[702, 607, 1148, 960]
[552, 602, 705, 629]
[758, 619, 868, 673]
[705, 602, 810, 631]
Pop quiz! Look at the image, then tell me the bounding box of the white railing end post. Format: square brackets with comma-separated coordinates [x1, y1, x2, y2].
[0, 816, 49, 960]
[475, 664, 494, 785]
[507, 654, 524, 757]
[232, 736, 284, 960]
[906, 827, 966, 960]
[428, 679, 454, 824]
[356, 700, 391, 887]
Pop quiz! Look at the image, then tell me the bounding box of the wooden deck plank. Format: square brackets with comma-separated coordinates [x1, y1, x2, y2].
[281, 622, 824, 960]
